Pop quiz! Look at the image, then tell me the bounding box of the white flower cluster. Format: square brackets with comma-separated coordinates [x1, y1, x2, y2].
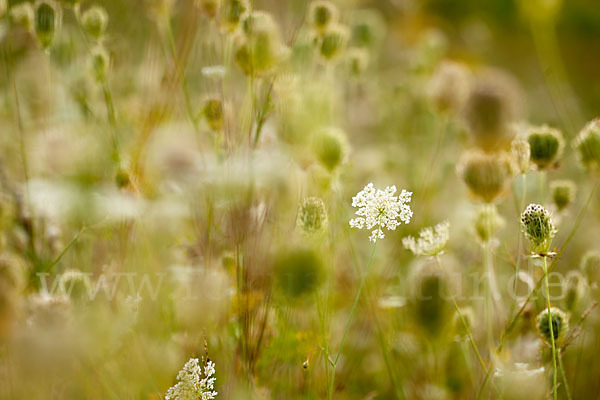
[165, 358, 217, 400]
[402, 221, 450, 257]
[349, 183, 413, 242]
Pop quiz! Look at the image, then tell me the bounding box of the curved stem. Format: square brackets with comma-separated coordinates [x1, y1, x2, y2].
[543, 256, 558, 400]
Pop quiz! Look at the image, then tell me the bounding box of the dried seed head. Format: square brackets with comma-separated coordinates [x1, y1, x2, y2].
[308, 1, 338, 34]
[297, 197, 328, 234]
[274, 248, 324, 300]
[319, 24, 349, 61]
[511, 138, 531, 174]
[550, 180, 576, 211]
[563, 270, 586, 312]
[312, 126, 348, 172]
[202, 98, 223, 132]
[463, 69, 522, 151]
[81, 5, 108, 40]
[536, 307, 568, 345]
[474, 204, 505, 243]
[520, 203, 556, 254]
[573, 118, 600, 172]
[35, 1, 61, 49]
[427, 60, 471, 114]
[526, 125, 564, 170]
[458, 149, 514, 203]
[9, 2, 34, 30]
[219, 0, 248, 32]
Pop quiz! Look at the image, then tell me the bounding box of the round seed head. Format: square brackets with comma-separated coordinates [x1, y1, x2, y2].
[563, 270, 586, 312]
[427, 60, 471, 113]
[236, 12, 286, 76]
[319, 24, 349, 61]
[309, 1, 338, 33]
[297, 197, 328, 234]
[312, 127, 349, 171]
[474, 204, 505, 243]
[81, 5, 108, 40]
[536, 306, 568, 345]
[458, 149, 514, 203]
[526, 125, 564, 170]
[349, 10, 385, 49]
[90, 45, 109, 82]
[219, 0, 248, 32]
[452, 306, 475, 338]
[9, 2, 35, 30]
[35, 1, 61, 49]
[511, 138, 531, 174]
[573, 118, 600, 172]
[550, 180, 576, 211]
[202, 98, 223, 132]
[580, 250, 600, 284]
[346, 47, 369, 76]
[195, 0, 220, 18]
[520, 203, 556, 254]
[274, 248, 324, 300]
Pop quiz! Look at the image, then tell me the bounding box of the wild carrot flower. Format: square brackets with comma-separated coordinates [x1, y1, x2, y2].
[402, 221, 450, 257]
[166, 358, 218, 400]
[349, 183, 412, 242]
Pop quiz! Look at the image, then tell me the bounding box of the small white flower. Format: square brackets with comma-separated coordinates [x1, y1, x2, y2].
[349, 183, 413, 242]
[165, 358, 218, 400]
[402, 221, 450, 256]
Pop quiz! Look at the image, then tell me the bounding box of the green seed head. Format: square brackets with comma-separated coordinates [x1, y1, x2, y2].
[312, 127, 348, 171]
[536, 306, 568, 345]
[526, 125, 564, 170]
[9, 2, 35, 30]
[35, 1, 61, 49]
[458, 149, 514, 203]
[346, 47, 369, 76]
[412, 267, 451, 338]
[520, 203, 556, 254]
[297, 197, 328, 234]
[202, 98, 223, 132]
[309, 1, 337, 33]
[90, 46, 109, 82]
[274, 248, 324, 300]
[81, 5, 108, 40]
[319, 24, 349, 61]
[236, 12, 286, 75]
[550, 180, 576, 211]
[474, 204, 505, 243]
[574, 118, 600, 172]
[219, 0, 248, 32]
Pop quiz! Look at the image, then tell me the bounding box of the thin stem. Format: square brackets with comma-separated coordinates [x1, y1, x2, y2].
[543, 255, 558, 400]
[328, 241, 377, 400]
[558, 349, 572, 400]
[102, 83, 120, 163]
[514, 173, 527, 295]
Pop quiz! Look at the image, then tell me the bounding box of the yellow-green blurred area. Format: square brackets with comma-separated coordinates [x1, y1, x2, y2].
[2, 0, 600, 399]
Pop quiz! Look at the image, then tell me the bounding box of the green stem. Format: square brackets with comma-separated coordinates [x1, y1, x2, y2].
[558, 349, 572, 400]
[543, 256, 558, 400]
[328, 241, 377, 399]
[514, 173, 527, 295]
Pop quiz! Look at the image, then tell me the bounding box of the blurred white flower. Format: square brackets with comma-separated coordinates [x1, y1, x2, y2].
[166, 357, 217, 400]
[402, 221, 450, 257]
[349, 183, 413, 242]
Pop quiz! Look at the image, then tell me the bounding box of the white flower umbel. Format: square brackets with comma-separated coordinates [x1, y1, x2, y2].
[349, 183, 413, 242]
[402, 221, 450, 257]
[166, 358, 217, 400]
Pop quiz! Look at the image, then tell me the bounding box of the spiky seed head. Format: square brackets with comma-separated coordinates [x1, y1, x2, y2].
[580, 250, 600, 284]
[219, 0, 248, 32]
[202, 98, 223, 132]
[463, 69, 522, 151]
[309, 1, 337, 33]
[349, 10, 385, 49]
[573, 118, 600, 172]
[526, 125, 564, 170]
[427, 60, 471, 114]
[90, 45, 109, 82]
[520, 203, 556, 254]
[474, 204, 505, 243]
[319, 24, 349, 61]
[564, 270, 586, 312]
[511, 138, 531, 174]
[536, 307, 568, 345]
[458, 149, 514, 203]
[297, 197, 328, 234]
[274, 248, 324, 300]
[235, 12, 286, 76]
[550, 180, 576, 211]
[195, 0, 220, 18]
[81, 5, 108, 40]
[312, 127, 348, 171]
[9, 2, 34, 30]
[35, 1, 61, 49]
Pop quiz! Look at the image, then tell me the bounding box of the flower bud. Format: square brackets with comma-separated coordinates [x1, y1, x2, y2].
[219, 0, 248, 32]
[526, 125, 564, 170]
[319, 24, 349, 61]
[474, 204, 505, 243]
[520, 203, 556, 254]
[35, 1, 61, 49]
[573, 118, 600, 172]
[458, 149, 514, 203]
[308, 1, 337, 34]
[90, 45, 109, 82]
[274, 248, 324, 300]
[511, 138, 530, 174]
[564, 270, 586, 312]
[202, 98, 223, 132]
[81, 5, 108, 40]
[536, 306, 568, 345]
[550, 180, 575, 211]
[312, 127, 348, 172]
[9, 2, 34, 30]
[297, 197, 328, 235]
